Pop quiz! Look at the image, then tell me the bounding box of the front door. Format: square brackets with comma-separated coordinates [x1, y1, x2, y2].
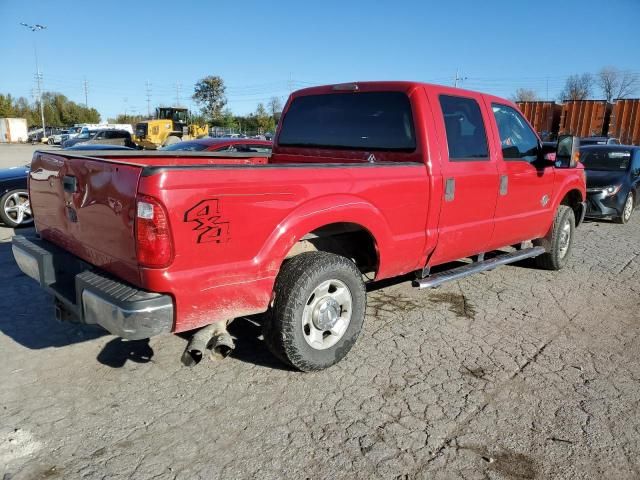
[428, 92, 500, 266]
[488, 102, 556, 248]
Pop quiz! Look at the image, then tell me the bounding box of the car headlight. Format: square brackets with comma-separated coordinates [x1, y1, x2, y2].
[604, 185, 622, 197]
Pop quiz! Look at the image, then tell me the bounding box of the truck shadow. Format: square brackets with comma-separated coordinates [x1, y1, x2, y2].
[226, 316, 297, 371]
[0, 238, 106, 349]
[96, 338, 154, 368]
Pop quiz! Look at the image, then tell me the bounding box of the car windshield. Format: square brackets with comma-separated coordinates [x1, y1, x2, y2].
[581, 149, 632, 171]
[278, 91, 416, 151]
[161, 142, 208, 151]
[77, 131, 95, 139]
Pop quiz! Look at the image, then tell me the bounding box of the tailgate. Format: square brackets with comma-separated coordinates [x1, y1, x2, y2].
[29, 151, 143, 285]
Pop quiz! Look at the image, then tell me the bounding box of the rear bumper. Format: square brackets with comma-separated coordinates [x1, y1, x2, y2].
[12, 235, 174, 340]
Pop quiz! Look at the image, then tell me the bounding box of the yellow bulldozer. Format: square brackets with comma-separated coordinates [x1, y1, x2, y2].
[133, 107, 209, 149]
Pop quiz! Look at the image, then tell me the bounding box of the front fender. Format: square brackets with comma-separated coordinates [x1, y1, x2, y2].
[254, 194, 393, 278]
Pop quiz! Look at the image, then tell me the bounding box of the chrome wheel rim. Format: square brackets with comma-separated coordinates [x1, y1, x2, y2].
[623, 195, 633, 222]
[3, 191, 32, 226]
[558, 218, 571, 258]
[302, 279, 352, 350]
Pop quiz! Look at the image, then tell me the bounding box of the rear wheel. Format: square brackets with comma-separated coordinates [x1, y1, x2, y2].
[533, 205, 575, 270]
[616, 193, 634, 224]
[0, 190, 32, 228]
[263, 252, 366, 371]
[163, 135, 181, 147]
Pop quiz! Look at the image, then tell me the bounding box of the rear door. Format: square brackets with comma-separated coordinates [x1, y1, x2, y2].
[488, 103, 555, 247]
[427, 92, 500, 265]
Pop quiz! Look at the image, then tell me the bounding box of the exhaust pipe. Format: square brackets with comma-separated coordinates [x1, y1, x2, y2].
[181, 321, 234, 367]
[210, 331, 235, 360]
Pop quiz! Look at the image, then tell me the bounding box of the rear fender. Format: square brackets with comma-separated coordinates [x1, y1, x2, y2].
[255, 194, 392, 278]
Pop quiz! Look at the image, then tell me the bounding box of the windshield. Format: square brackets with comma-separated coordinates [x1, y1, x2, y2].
[278, 91, 416, 151]
[581, 149, 632, 171]
[161, 142, 208, 151]
[77, 131, 95, 139]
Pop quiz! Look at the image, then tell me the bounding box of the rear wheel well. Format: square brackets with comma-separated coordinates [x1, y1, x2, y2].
[285, 223, 379, 279]
[561, 189, 584, 225]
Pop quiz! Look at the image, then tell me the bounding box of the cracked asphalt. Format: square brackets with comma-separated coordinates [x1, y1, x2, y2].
[1, 146, 639, 479]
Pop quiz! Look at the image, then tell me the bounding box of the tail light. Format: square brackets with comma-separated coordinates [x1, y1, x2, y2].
[135, 195, 174, 268]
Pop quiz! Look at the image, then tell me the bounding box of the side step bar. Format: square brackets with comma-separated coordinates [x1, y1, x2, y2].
[414, 247, 545, 289]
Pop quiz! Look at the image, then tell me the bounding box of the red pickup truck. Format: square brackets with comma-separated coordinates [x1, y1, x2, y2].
[13, 82, 586, 371]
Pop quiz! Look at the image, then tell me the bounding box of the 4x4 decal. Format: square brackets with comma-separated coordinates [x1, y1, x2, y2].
[184, 199, 230, 244]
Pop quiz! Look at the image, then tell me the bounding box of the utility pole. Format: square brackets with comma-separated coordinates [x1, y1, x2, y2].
[454, 68, 468, 88]
[83, 77, 89, 107]
[20, 22, 47, 135]
[145, 81, 152, 117]
[175, 81, 181, 107]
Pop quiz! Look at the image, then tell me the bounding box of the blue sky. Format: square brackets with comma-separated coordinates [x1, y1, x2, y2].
[1, 0, 639, 121]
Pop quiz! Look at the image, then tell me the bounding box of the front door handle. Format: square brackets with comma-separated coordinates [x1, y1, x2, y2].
[445, 178, 455, 202]
[500, 175, 508, 196]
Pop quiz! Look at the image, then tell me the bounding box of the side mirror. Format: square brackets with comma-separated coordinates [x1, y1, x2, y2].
[556, 135, 580, 168]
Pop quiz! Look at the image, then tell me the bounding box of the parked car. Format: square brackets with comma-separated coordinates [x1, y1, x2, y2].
[580, 136, 620, 146]
[0, 165, 30, 227]
[62, 129, 135, 149]
[12, 81, 586, 372]
[161, 138, 272, 153]
[48, 129, 70, 145]
[582, 145, 640, 224]
[64, 144, 135, 151]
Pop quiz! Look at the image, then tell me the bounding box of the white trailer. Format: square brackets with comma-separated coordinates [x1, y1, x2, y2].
[0, 118, 29, 143]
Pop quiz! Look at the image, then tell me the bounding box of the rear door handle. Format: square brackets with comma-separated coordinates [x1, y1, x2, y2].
[444, 178, 455, 202]
[500, 175, 508, 196]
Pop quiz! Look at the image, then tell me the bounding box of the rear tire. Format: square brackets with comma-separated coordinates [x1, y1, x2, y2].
[533, 205, 575, 270]
[263, 252, 366, 372]
[615, 193, 634, 224]
[163, 135, 181, 147]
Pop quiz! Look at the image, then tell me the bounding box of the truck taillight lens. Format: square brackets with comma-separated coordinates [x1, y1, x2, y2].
[135, 195, 174, 268]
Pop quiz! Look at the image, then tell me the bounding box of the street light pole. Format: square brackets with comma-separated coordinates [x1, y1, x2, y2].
[20, 23, 47, 137]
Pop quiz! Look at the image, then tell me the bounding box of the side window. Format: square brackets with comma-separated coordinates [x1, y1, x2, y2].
[95, 131, 106, 139]
[633, 151, 640, 176]
[439, 95, 489, 161]
[491, 104, 539, 163]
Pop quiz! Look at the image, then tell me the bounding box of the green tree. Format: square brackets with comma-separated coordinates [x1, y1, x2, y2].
[268, 96, 283, 123]
[255, 103, 275, 134]
[192, 76, 227, 123]
[0, 94, 16, 117]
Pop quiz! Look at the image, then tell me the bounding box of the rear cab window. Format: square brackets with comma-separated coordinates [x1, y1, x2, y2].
[439, 95, 489, 161]
[278, 91, 416, 153]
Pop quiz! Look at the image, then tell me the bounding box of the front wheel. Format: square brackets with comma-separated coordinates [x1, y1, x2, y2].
[616, 193, 634, 224]
[263, 252, 366, 371]
[533, 205, 575, 270]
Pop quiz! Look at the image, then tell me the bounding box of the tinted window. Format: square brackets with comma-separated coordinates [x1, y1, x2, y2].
[238, 144, 272, 153]
[278, 92, 416, 151]
[492, 104, 539, 162]
[162, 142, 208, 151]
[439, 95, 488, 160]
[581, 149, 632, 171]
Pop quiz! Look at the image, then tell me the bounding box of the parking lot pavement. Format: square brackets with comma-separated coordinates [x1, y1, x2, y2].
[0, 144, 58, 169]
[1, 216, 639, 480]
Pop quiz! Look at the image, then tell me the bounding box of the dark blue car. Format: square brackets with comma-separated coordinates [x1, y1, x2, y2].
[582, 145, 640, 224]
[0, 164, 31, 228]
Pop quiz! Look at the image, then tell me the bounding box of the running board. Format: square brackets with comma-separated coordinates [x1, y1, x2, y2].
[414, 247, 545, 289]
